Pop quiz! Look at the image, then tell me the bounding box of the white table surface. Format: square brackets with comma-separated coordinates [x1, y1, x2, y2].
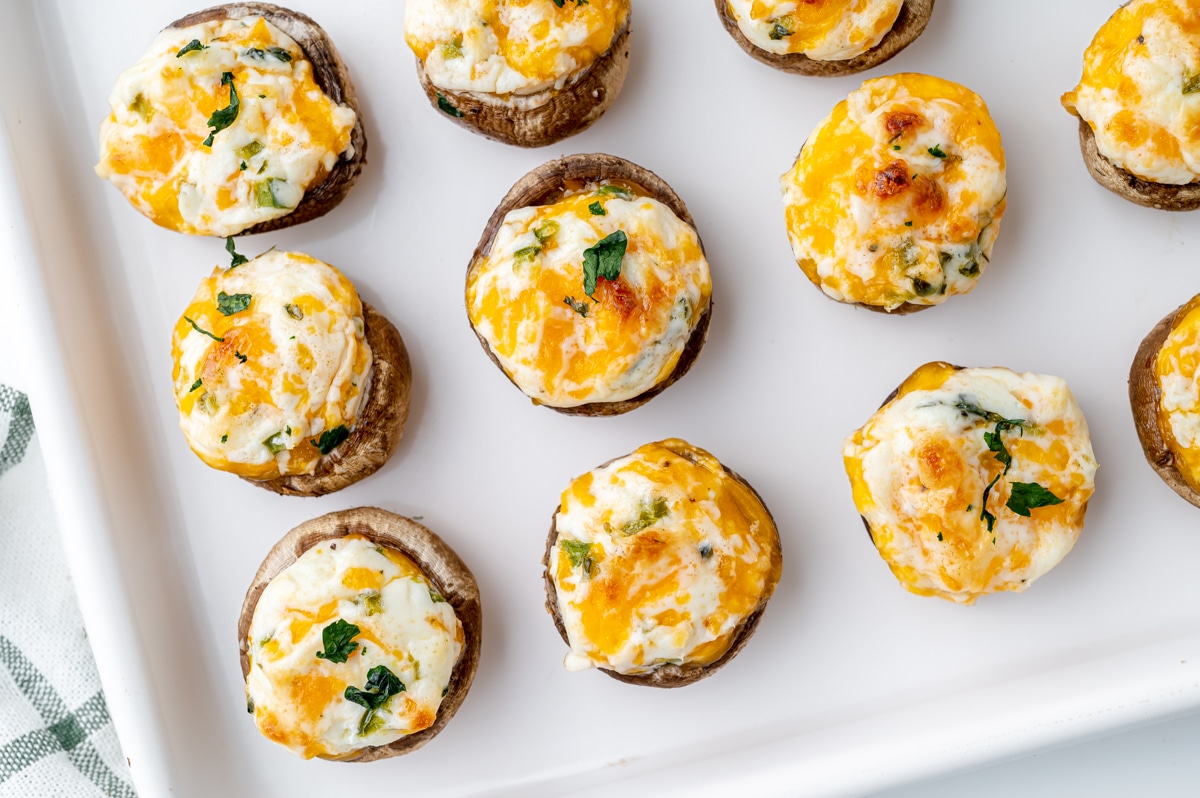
[2, 205, 1199, 798]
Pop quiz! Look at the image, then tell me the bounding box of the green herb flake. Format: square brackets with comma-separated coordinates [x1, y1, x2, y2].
[176, 39, 207, 58]
[582, 230, 628, 299]
[927, 144, 947, 159]
[202, 72, 239, 147]
[234, 350, 247, 363]
[311, 425, 349, 455]
[189, 378, 203, 393]
[264, 432, 286, 454]
[254, 177, 289, 209]
[221, 434, 228, 443]
[588, 201, 606, 216]
[237, 140, 265, 160]
[442, 36, 464, 59]
[561, 539, 595, 575]
[937, 532, 944, 541]
[436, 92, 463, 117]
[892, 144, 901, 151]
[217, 290, 251, 315]
[904, 220, 913, 227]
[1006, 482, 1064, 517]
[563, 296, 590, 317]
[595, 184, 633, 199]
[128, 93, 154, 122]
[315, 619, 360, 663]
[225, 236, 248, 268]
[239, 161, 247, 171]
[514, 244, 541, 264]
[621, 497, 669, 536]
[184, 316, 223, 342]
[246, 697, 254, 714]
[344, 665, 406, 737]
[268, 46, 292, 62]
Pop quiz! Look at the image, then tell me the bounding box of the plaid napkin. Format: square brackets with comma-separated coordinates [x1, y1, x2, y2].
[0, 386, 137, 798]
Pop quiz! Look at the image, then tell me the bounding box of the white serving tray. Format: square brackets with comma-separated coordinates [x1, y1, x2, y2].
[5, 1, 1200, 795]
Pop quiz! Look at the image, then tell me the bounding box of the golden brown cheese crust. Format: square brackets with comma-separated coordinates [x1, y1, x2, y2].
[467, 153, 712, 416]
[243, 302, 411, 497]
[416, 16, 632, 147]
[239, 507, 482, 761]
[713, 0, 934, 76]
[170, 3, 367, 233]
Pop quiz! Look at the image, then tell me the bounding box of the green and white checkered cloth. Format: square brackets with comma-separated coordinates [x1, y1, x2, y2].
[0, 386, 137, 798]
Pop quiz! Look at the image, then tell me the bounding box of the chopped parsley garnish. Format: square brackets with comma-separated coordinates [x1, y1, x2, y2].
[221, 434, 228, 443]
[563, 296, 590, 317]
[202, 72, 239, 147]
[621, 497, 669, 536]
[892, 144, 901, 151]
[561, 539, 595, 575]
[937, 532, 944, 541]
[927, 144, 947, 159]
[239, 161, 247, 171]
[904, 220, 913, 227]
[311, 425, 349, 455]
[582, 230, 627, 299]
[225, 237, 248, 269]
[315, 619, 359, 663]
[189, 378, 203, 393]
[217, 290, 251, 315]
[176, 39, 207, 57]
[588, 201, 606, 216]
[344, 665, 405, 737]
[436, 92, 463, 117]
[244, 46, 292, 62]
[234, 351, 247, 363]
[183, 316, 223, 342]
[1006, 482, 1064, 517]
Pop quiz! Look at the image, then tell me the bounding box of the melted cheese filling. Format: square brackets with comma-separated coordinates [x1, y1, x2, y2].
[171, 251, 373, 480]
[1062, 0, 1200, 184]
[552, 439, 780, 675]
[466, 187, 711, 408]
[405, 0, 630, 96]
[246, 536, 463, 760]
[843, 363, 1097, 604]
[781, 73, 1006, 310]
[726, 0, 902, 60]
[95, 17, 356, 236]
[1156, 294, 1200, 490]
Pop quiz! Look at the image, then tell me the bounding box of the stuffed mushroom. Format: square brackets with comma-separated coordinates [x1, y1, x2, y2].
[466, 154, 712, 416]
[844, 362, 1098, 604]
[543, 439, 782, 687]
[240, 507, 481, 760]
[781, 73, 1006, 313]
[1130, 293, 1200, 507]
[715, 0, 934, 77]
[95, 3, 366, 236]
[171, 246, 410, 496]
[1062, 0, 1200, 210]
[405, 0, 631, 147]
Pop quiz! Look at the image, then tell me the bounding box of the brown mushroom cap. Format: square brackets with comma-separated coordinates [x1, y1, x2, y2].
[1130, 300, 1200, 508]
[467, 153, 713, 416]
[239, 507, 482, 761]
[541, 453, 782, 688]
[169, 3, 367, 234]
[244, 301, 412, 497]
[714, 0, 934, 77]
[1075, 119, 1200, 211]
[416, 16, 631, 148]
